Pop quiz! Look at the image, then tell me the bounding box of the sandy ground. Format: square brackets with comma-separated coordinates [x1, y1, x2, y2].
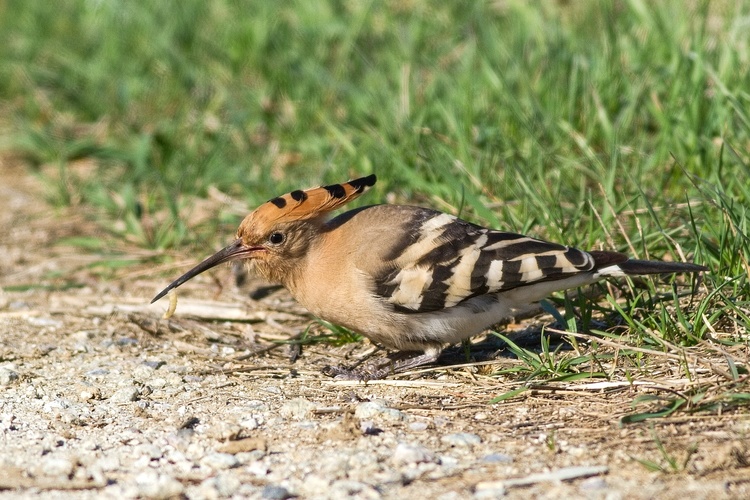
[1, 164, 749, 499]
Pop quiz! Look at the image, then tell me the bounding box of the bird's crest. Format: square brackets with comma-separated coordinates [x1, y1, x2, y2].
[239, 174, 377, 230]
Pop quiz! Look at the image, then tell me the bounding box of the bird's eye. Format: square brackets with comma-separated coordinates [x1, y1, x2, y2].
[268, 232, 285, 245]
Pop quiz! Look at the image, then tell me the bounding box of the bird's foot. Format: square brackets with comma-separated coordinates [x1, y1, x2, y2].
[322, 351, 441, 380]
[321, 364, 376, 381]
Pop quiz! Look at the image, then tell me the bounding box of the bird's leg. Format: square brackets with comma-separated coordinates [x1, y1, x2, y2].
[322, 350, 441, 380]
[380, 351, 442, 376]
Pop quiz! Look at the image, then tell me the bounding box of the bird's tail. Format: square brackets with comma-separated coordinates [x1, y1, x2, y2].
[616, 259, 708, 275]
[589, 250, 708, 278]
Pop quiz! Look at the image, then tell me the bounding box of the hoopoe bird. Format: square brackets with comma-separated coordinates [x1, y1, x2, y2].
[152, 174, 707, 378]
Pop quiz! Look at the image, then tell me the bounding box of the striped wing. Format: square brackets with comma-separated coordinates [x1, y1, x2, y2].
[375, 210, 600, 313]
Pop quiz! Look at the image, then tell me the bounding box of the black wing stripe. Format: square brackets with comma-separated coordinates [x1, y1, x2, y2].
[419, 264, 454, 311]
[499, 240, 567, 260]
[375, 213, 597, 313]
[562, 247, 590, 267]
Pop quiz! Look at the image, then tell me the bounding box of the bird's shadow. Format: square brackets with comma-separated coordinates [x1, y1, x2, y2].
[434, 324, 575, 366]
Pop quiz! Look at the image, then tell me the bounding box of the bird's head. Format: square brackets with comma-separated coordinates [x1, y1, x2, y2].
[151, 174, 376, 303]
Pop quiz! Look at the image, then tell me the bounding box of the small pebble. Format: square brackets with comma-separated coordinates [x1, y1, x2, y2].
[80, 439, 99, 451]
[409, 422, 429, 432]
[360, 420, 379, 435]
[579, 476, 608, 491]
[262, 484, 294, 499]
[481, 453, 513, 464]
[97, 455, 121, 471]
[116, 337, 139, 346]
[441, 432, 482, 447]
[208, 421, 242, 441]
[200, 473, 242, 497]
[78, 386, 101, 401]
[110, 386, 140, 402]
[243, 399, 269, 410]
[134, 444, 163, 460]
[279, 398, 316, 420]
[132, 366, 154, 380]
[27, 317, 63, 328]
[392, 443, 438, 465]
[473, 480, 506, 498]
[147, 378, 167, 389]
[201, 452, 240, 470]
[135, 471, 185, 499]
[72, 330, 94, 341]
[240, 417, 259, 431]
[246, 460, 270, 476]
[437, 492, 464, 500]
[567, 446, 586, 457]
[300, 474, 329, 493]
[0, 414, 16, 431]
[86, 368, 110, 376]
[0, 367, 19, 386]
[42, 399, 68, 413]
[433, 417, 451, 427]
[329, 480, 379, 498]
[39, 456, 75, 477]
[439, 455, 460, 469]
[355, 401, 407, 422]
[143, 360, 166, 370]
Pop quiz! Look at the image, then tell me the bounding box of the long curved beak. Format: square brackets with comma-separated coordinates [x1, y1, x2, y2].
[151, 239, 260, 303]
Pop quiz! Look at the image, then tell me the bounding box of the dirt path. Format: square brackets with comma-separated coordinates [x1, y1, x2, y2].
[1, 166, 749, 499]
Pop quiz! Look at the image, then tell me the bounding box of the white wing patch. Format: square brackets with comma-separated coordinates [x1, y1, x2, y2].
[486, 260, 505, 291]
[515, 256, 543, 281]
[419, 212, 456, 233]
[386, 266, 434, 310]
[555, 254, 583, 274]
[517, 256, 539, 273]
[484, 236, 533, 252]
[444, 234, 487, 307]
[395, 213, 456, 264]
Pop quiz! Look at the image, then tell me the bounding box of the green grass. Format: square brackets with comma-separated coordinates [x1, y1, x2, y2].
[1, 1, 749, 412]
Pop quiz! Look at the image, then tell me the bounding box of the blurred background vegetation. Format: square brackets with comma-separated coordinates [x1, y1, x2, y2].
[0, 0, 747, 278]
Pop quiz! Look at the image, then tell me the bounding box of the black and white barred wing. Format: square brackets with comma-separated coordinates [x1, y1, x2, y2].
[375, 211, 618, 313]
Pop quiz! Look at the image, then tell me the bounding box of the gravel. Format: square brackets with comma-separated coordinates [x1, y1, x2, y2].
[1, 305, 747, 499]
